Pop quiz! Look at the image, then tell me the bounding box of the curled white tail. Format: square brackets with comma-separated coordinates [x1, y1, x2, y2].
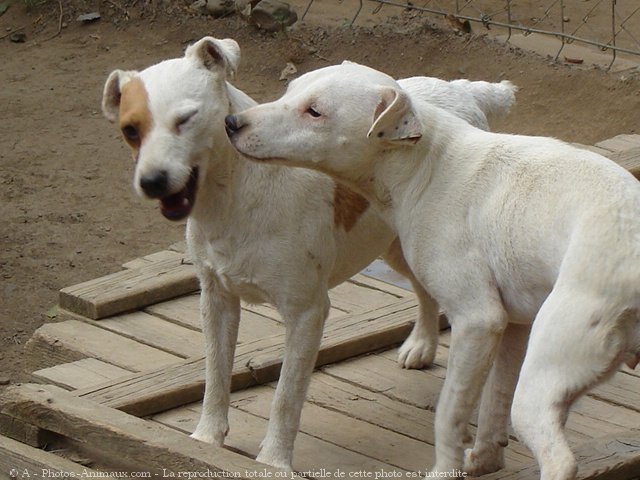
[453, 79, 518, 124]
[398, 76, 518, 131]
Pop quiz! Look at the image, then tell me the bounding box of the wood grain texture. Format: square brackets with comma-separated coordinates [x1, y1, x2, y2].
[482, 430, 640, 480]
[59, 256, 199, 319]
[0, 383, 280, 478]
[76, 299, 421, 416]
[0, 434, 98, 477]
[33, 358, 132, 390]
[25, 319, 180, 373]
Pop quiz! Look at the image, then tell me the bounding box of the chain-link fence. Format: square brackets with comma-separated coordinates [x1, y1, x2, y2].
[302, 1, 640, 68]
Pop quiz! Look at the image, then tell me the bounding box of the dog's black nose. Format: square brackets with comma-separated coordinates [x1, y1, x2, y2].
[140, 170, 169, 198]
[225, 114, 242, 137]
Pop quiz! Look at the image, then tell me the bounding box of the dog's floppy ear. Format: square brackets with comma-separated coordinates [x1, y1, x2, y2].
[186, 36, 240, 78]
[367, 87, 422, 145]
[102, 69, 137, 123]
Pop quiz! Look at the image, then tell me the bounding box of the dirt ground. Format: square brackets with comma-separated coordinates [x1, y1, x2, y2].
[1, 0, 639, 384]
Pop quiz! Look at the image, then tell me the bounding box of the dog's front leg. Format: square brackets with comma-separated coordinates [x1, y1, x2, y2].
[191, 270, 241, 446]
[463, 322, 529, 476]
[429, 301, 507, 476]
[256, 293, 330, 471]
[382, 239, 440, 369]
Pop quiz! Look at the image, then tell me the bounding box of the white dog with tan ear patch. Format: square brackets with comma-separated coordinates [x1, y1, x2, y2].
[102, 39, 516, 471]
[226, 61, 640, 479]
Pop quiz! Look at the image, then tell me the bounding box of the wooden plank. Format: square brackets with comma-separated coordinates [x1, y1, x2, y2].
[0, 413, 56, 448]
[378, 342, 640, 438]
[328, 349, 603, 446]
[25, 320, 181, 373]
[305, 373, 533, 468]
[146, 293, 285, 343]
[89, 311, 205, 358]
[33, 358, 131, 390]
[378, 343, 640, 443]
[242, 301, 347, 322]
[230, 384, 435, 470]
[325, 350, 443, 411]
[307, 372, 438, 444]
[0, 383, 280, 478]
[0, 434, 99, 478]
[154, 401, 409, 475]
[76, 299, 419, 416]
[59, 256, 199, 319]
[328, 280, 402, 314]
[589, 371, 640, 414]
[607, 147, 640, 180]
[349, 273, 413, 298]
[362, 258, 414, 291]
[483, 430, 640, 480]
[122, 249, 187, 269]
[595, 134, 640, 153]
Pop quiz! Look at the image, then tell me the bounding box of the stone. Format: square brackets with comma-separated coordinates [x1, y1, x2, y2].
[250, 0, 297, 32]
[206, 0, 235, 16]
[192, 0, 235, 17]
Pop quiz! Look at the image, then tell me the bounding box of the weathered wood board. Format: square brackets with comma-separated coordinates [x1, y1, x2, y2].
[25, 319, 181, 372]
[483, 430, 640, 480]
[33, 358, 131, 390]
[74, 299, 423, 416]
[155, 403, 409, 475]
[0, 434, 99, 478]
[59, 256, 199, 319]
[0, 383, 281, 478]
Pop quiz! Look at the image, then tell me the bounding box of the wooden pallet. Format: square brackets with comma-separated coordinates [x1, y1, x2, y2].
[2, 135, 640, 478]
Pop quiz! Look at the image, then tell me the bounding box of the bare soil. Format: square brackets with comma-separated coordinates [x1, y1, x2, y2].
[1, 0, 639, 384]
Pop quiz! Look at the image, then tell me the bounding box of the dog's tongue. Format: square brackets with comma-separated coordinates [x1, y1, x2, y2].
[160, 191, 192, 220]
[160, 168, 199, 221]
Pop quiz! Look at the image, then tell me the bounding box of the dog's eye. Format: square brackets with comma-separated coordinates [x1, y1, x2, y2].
[306, 106, 322, 118]
[176, 110, 198, 132]
[122, 125, 139, 141]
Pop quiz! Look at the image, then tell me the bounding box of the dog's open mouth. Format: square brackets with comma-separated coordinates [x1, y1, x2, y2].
[160, 167, 199, 221]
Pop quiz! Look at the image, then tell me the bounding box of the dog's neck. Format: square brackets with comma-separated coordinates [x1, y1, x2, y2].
[189, 82, 255, 220]
[355, 103, 468, 230]
[190, 81, 290, 226]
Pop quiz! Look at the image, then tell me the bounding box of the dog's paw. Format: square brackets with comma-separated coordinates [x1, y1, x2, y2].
[190, 422, 228, 447]
[398, 334, 436, 369]
[463, 447, 504, 476]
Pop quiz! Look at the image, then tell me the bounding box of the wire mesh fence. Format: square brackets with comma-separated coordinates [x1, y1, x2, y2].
[302, 1, 640, 68]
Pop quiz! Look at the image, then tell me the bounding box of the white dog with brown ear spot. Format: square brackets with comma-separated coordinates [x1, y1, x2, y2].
[102, 40, 517, 471]
[226, 61, 640, 479]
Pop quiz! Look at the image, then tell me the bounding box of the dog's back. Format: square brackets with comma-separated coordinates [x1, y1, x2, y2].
[425, 125, 640, 311]
[398, 77, 516, 131]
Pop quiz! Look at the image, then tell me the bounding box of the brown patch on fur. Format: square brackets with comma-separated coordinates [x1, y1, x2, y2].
[118, 77, 153, 155]
[333, 183, 369, 232]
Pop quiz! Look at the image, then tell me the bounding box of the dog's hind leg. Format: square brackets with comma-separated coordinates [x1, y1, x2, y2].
[192, 269, 241, 446]
[464, 322, 530, 476]
[256, 292, 330, 470]
[383, 238, 440, 369]
[429, 296, 508, 475]
[511, 288, 628, 480]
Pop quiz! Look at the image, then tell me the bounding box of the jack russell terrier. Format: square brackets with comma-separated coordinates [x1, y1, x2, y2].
[225, 61, 640, 479]
[102, 38, 516, 470]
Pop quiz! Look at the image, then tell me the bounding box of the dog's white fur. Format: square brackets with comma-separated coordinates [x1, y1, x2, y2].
[227, 61, 640, 479]
[102, 39, 516, 471]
